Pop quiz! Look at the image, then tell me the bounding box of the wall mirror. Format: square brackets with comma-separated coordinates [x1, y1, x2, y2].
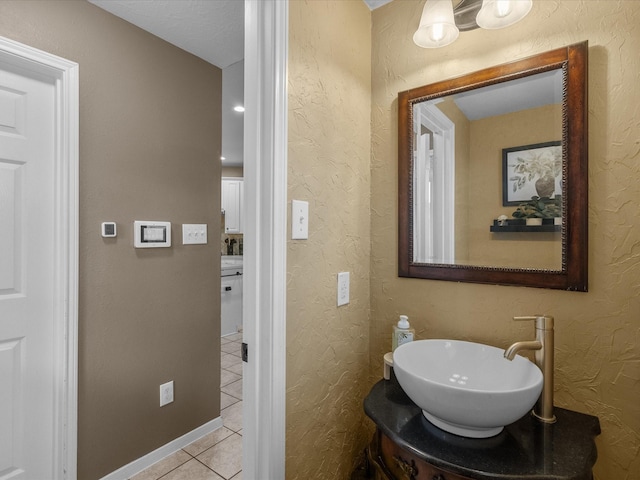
[398, 42, 588, 291]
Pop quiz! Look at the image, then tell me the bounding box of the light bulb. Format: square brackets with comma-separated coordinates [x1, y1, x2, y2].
[496, 0, 511, 17]
[476, 0, 532, 29]
[413, 0, 459, 48]
[431, 23, 445, 41]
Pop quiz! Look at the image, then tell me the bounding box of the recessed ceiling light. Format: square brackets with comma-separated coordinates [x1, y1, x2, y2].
[233, 105, 245, 113]
[220, 156, 226, 161]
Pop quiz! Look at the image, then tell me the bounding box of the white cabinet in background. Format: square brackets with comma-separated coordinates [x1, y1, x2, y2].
[222, 178, 243, 233]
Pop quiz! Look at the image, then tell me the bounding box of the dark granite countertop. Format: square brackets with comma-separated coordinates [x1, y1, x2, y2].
[364, 375, 600, 480]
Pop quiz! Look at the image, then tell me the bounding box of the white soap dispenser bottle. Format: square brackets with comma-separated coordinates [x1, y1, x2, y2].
[392, 315, 415, 351]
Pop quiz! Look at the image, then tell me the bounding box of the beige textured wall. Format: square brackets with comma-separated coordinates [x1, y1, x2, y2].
[467, 104, 562, 269]
[287, 1, 372, 478]
[0, 2, 221, 479]
[371, 1, 639, 479]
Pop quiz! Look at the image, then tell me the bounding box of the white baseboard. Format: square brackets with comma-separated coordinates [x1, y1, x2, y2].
[100, 417, 224, 480]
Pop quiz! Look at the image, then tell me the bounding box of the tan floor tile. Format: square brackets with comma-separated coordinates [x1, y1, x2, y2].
[197, 433, 243, 480]
[221, 342, 241, 356]
[221, 391, 240, 409]
[221, 401, 243, 432]
[221, 379, 242, 400]
[226, 362, 243, 376]
[230, 351, 243, 364]
[160, 458, 224, 480]
[226, 333, 243, 342]
[230, 471, 243, 480]
[221, 369, 241, 388]
[221, 336, 232, 345]
[129, 450, 191, 480]
[183, 427, 234, 457]
[221, 353, 240, 369]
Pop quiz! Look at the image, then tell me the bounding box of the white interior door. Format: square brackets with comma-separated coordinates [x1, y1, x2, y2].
[0, 38, 78, 480]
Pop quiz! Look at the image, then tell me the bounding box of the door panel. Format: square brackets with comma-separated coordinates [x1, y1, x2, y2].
[0, 60, 56, 480]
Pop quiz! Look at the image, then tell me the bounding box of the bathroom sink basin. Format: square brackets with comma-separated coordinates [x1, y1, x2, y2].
[393, 339, 543, 438]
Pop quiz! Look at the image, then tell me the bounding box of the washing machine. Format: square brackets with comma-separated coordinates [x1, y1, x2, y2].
[221, 258, 243, 337]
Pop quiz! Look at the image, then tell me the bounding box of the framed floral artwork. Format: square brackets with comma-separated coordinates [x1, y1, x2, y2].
[502, 141, 562, 206]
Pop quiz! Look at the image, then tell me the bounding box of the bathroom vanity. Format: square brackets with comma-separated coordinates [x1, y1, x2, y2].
[364, 375, 600, 480]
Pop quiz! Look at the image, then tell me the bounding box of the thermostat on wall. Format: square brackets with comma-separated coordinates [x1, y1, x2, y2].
[101, 222, 117, 238]
[134, 221, 171, 248]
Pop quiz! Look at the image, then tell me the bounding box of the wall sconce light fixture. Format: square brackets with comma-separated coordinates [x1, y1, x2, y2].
[413, 0, 460, 48]
[414, 0, 533, 48]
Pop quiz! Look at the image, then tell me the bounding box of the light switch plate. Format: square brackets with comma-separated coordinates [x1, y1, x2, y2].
[182, 224, 208, 245]
[291, 200, 309, 240]
[337, 271, 350, 306]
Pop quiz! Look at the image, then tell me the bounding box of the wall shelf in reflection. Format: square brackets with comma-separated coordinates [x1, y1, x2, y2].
[490, 219, 561, 233]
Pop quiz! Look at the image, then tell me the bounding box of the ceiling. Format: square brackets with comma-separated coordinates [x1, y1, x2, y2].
[453, 70, 563, 121]
[363, 0, 395, 9]
[86, 0, 394, 168]
[88, 0, 244, 68]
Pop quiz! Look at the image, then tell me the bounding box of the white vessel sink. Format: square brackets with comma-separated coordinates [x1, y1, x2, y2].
[393, 339, 543, 438]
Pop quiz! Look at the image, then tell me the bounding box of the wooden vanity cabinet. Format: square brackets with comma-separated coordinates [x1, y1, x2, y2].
[364, 377, 600, 480]
[368, 430, 474, 480]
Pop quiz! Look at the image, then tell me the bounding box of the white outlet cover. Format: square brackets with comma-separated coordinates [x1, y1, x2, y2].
[160, 381, 174, 407]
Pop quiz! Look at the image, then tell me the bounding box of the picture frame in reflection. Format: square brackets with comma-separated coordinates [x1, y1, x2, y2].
[502, 141, 562, 206]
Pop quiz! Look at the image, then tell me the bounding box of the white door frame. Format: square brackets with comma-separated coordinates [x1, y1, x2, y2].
[413, 104, 455, 264]
[242, 0, 288, 478]
[0, 36, 79, 479]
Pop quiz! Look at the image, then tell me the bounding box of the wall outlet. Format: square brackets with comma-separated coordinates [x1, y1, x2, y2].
[160, 381, 174, 407]
[337, 271, 350, 306]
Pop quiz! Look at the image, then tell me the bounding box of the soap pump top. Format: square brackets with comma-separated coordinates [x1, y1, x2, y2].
[392, 315, 415, 351]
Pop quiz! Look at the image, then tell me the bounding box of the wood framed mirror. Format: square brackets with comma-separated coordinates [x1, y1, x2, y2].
[398, 42, 588, 291]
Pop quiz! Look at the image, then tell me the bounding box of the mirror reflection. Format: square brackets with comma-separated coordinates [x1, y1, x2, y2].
[398, 42, 588, 291]
[412, 69, 564, 270]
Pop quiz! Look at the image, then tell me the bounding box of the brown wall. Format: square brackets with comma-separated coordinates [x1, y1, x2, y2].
[371, 1, 640, 478]
[0, 2, 222, 478]
[287, 1, 372, 478]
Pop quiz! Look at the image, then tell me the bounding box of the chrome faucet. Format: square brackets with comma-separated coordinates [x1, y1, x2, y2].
[504, 315, 556, 423]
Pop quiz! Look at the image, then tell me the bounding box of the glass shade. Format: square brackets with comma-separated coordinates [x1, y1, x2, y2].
[413, 0, 460, 48]
[476, 0, 533, 29]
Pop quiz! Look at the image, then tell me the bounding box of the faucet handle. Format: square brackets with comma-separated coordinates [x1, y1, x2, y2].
[513, 315, 554, 330]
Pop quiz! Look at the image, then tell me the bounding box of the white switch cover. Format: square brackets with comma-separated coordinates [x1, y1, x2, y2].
[182, 224, 207, 245]
[291, 200, 309, 240]
[160, 381, 174, 407]
[337, 271, 350, 306]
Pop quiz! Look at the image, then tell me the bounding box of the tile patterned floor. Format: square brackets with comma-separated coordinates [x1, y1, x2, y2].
[130, 333, 244, 480]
